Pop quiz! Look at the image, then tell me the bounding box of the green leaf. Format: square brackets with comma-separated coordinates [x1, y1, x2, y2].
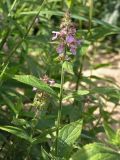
[63, 61, 74, 75]
[92, 63, 111, 69]
[58, 119, 83, 158]
[104, 122, 120, 147]
[32, 127, 56, 145]
[0, 125, 31, 142]
[116, 130, 120, 147]
[13, 75, 57, 98]
[65, 0, 73, 8]
[1, 93, 18, 115]
[80, 43, 89, 56]
[41, 147, 51, 160]
[75, 90, 89, 96]
[63, 90, 89, 101]
[71, 143, 120, 160]
[91, 87, 120, 96]
[12, 117, 30, 128]
[104, 122, 116, 142]
[88, 26, 120, 41]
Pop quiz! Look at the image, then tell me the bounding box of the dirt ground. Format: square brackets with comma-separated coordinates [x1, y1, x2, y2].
[84, 53, 120, 86]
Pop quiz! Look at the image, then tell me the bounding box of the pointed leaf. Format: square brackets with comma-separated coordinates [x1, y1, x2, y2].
[13, 75, 57, 97]
[71, 143, 120, 160]
[104, 122, 116, 142]
[0, 125, 31, 142]
[104, 122, 120, 146]
[63, 90, 89, 101]
[58, 119, 83, 158]
[1, 93, 18, 114]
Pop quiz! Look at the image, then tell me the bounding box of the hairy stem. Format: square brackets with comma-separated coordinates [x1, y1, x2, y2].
[55, 62, 64, 156]
[75, 55, 84, 91]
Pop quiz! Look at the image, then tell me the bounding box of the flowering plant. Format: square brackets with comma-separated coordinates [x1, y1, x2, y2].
[52, 12, 81, 56]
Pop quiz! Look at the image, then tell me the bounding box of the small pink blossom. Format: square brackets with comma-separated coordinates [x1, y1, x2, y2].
[70, 47, 76, 55]
[56, 44, 64, 54]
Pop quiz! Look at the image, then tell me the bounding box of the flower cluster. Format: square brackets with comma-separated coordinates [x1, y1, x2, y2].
[52, 12, 81, 55]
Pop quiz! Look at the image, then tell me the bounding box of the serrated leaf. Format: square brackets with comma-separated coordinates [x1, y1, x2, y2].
[71, 143, 120, 160]
[0, 125, 31, 142]
[58, 119, 83, 158]
[13, 75, 57, 98]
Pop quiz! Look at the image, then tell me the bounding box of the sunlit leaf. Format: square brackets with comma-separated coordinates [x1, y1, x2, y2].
[71, 143, 120, 160]
[13, 75, 57, 98]
[58, 119, 83, 158]
[104, 122, 120, 147]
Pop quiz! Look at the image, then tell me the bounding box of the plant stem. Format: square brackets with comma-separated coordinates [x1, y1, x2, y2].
[75, 55, 84, 91]
[88, 0, 93, 34]
[55, 62, 64, 156]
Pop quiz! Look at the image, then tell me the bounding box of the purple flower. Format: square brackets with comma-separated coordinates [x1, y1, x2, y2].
[52, 31, 60, 40]
[70, 47, 76, 55]
[66, 35, 75, 44]
[51, 12, 81, 56]
[56, 44, 64, 54]
[77, 39, 81, 45]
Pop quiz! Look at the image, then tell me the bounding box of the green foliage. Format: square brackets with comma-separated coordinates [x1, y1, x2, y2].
[104, 122, 120, 147]
[0, 125, 31, 142]
[71, 143, 120, 160]
[0, 0, 120, 159]
[58, 119, 83, 158]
